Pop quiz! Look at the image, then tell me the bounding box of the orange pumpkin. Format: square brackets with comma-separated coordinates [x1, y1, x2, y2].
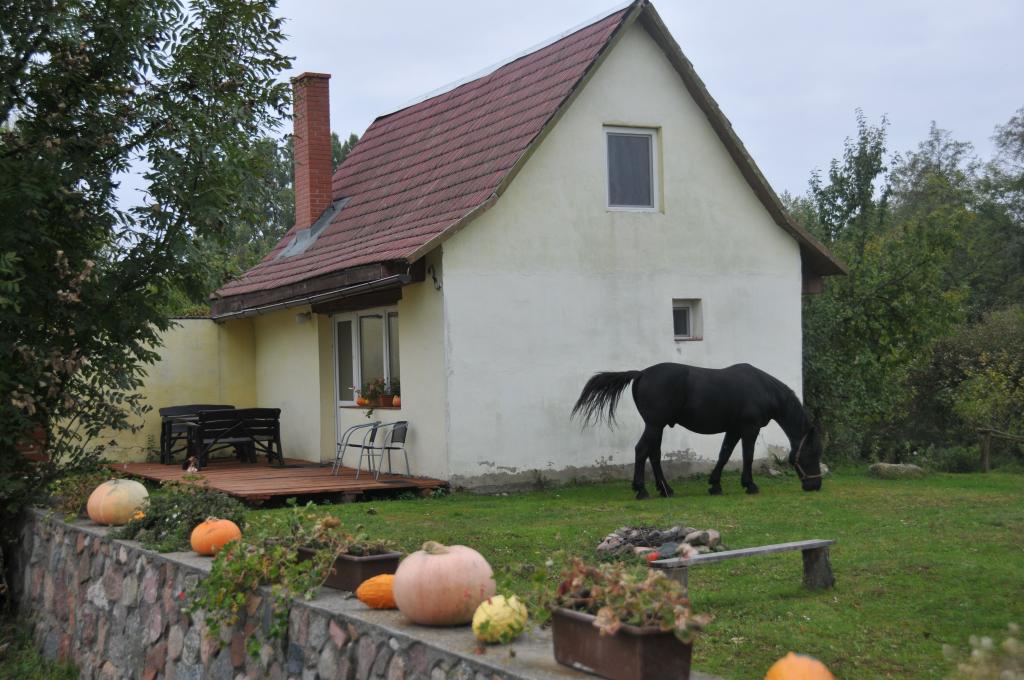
[765, 652, 835, 680]
[356, 397, 369, 406]
[356, 574, 397, 609]
[391, 395, 401, 407]
[86, 479, 149, 526]
[392, 541, 496, 626]
[190, 517, 242, 556]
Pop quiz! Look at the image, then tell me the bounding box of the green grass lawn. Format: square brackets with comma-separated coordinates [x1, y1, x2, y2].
[249, 471, 1024, 680]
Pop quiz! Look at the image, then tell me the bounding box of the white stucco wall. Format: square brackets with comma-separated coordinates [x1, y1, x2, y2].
[251, 306, 324, 461]
[333, 252, 449, 479]
[440, 22, 803, 482]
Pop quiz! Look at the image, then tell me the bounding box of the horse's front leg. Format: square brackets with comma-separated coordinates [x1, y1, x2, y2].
[632, 424, 661, 500]
[740, 430, 759, 494]
[709, 430, 740, 495]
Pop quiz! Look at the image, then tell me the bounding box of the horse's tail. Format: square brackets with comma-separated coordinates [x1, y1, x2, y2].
[571, 370, 642, 427]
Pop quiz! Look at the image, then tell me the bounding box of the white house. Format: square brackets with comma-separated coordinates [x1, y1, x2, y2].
[137, 0, 844, 487]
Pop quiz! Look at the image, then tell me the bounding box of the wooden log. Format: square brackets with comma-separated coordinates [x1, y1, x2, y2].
[802, 546, 835, 589]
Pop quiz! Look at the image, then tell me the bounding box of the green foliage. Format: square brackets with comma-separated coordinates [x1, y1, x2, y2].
[112, 476, 247, 552]
[555, 557, 711, 643]
[907, 307, 1024, 451]
[944, 623, 1024, 679]
[0, 0, 291, 582]
[188, 502, 393, 651]
[47, 467, 121, 521]
[916, 445, 981, 473]
[0, 619, 78, 680]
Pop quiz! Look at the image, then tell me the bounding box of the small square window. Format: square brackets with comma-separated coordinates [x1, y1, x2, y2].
[672, 299, 702, 340]
[606, 127, 658, 209]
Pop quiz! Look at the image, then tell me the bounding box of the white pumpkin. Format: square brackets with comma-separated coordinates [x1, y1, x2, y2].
[86, 479, 149, 526]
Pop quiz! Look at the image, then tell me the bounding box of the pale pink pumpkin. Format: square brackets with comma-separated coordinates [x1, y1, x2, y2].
[86, 479, 149, 526]
[392, 541, 496, 626]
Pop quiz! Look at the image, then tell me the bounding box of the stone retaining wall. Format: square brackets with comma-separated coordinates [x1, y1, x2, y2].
[13, 510, 716, 680]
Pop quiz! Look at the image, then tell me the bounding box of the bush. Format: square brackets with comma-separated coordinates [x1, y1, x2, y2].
[112, 476, 246, 553]
[46, 467, 122, 520]
[919, 445, 982, 473]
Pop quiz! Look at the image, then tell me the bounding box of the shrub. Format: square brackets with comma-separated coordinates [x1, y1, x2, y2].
[112, 476, 246, 553]
[919, 445, 981, 473]
[47, 467, 122, 520]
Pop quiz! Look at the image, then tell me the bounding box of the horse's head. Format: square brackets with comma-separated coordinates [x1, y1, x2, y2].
[790, 424, 823, 491]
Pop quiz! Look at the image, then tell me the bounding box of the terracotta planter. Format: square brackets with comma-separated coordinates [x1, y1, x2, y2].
[551, 608, 693, 680]
[297, 548, 402, 592]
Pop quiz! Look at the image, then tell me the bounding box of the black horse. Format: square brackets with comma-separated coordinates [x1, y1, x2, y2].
[571, 362, 824, 499]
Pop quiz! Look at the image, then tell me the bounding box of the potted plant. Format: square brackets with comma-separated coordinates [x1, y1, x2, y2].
[284, 502, 402, 591]
[551, 558, 711, 680]
[363, 377, 389, 407]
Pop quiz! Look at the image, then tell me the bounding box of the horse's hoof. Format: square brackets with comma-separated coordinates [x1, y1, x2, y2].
[708, 485, 722, 496]
[745, 484, 760, 495]
[635, 488, 651, 500]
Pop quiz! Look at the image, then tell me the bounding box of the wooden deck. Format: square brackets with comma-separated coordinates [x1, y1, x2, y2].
[116, 458, 447, 504]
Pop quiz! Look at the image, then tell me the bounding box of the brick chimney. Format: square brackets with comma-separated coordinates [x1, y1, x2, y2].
[291, 72, 332, 229]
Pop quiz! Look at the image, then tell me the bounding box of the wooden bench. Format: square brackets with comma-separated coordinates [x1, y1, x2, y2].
[651, 538, 836, 590]
[189, 408, 284, 468]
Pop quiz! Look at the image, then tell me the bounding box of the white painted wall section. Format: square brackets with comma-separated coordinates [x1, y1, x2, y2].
[440, 22, 803, 480]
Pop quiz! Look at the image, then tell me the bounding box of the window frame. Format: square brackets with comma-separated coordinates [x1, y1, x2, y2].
[605, 125, 660, 212]
[672, 299, 702, 341]
[333, 306, 399, 406]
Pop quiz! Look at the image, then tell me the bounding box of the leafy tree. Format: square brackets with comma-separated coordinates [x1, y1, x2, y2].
[796, 114, 967, 459]
[0, 0, 290, 594]
[175, 129, 359, 310]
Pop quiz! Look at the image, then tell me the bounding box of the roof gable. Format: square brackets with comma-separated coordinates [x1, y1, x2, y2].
[212, 1, 842, 314]
[214, 6, 633, 304]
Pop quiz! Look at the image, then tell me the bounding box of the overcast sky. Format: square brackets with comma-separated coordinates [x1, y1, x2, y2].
[273, 0, 1023, 197]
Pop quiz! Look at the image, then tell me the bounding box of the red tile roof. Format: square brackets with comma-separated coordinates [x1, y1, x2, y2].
[214, 7, 632, 301]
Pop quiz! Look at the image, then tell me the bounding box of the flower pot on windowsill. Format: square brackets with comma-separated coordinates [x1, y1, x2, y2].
[296, 548, 402, 592]
[551, 608, 693, 680]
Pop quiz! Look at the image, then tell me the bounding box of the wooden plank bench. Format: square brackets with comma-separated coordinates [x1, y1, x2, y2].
[651, 538, 836, 590]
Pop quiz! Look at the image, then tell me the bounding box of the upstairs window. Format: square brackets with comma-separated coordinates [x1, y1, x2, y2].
[606, 127, 658, 210]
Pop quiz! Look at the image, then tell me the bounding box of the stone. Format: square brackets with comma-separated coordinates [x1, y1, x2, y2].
[146, 606, 164, 644]
[144, 641, 169, 680]
[201, 630, 218, 664]
[118, 546, 129, 564]
[142, 568, 160, 604]
[372, 647, 393, 678]
[448, 663, 473, 680]
[308, 613, 328, 651]
[329, 619, 349, 649]
[182, 625, 201, 665]
[99, 661, 118, 680]
[406, 644, 429, 675]
[231, 632, 246, 668]
[318, 645, 339, 679]
[430, 665, 448, 680]
[87, 581, 109, 609]
[684, 530, 710, 546]
[868, 463, 925, 479]
[291, 607, 309, 647]
[259, 643, 275, 669]
[102, 569, 123, 602]
[41, 631, 59, 660]
[121, 574, 139, 606]
[268, 662, 285, 680]
[356, 635, 379, 680]
[287, 642, 305, 674]
[595, 534, 623, 552]
[76, 533, 86, 554]
[210, 649, 236, 680]
[246, 594, 263, 617]
[705, 529, 721, 548]
[168, 625, 185, 660]
[387, 654, 406, 680]
[177, 662, 203, 680]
